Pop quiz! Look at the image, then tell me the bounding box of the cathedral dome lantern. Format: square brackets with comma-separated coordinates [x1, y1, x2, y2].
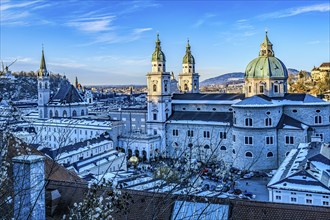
[244, 32, 288, 97]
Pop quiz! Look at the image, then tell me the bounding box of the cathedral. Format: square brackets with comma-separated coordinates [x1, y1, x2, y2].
[143, 32, 330, 170]
[36, 33, 330, 171]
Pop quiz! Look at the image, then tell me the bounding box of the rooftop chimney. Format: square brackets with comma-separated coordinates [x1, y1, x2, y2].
[13, 155, 45, 220]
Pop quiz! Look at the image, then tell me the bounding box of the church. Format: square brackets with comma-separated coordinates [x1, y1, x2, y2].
[142, 32, 329, 170]
[37, 49, 89, 119]
[35, 33, 330, 171]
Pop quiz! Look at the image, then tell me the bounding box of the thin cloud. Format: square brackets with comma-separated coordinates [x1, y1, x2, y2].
[258, 3, 330, 19]
[66, 15, 116, 32]
[193, 13, 216, 28]
[1, 0, 53, 26]
[0, 0, 42, 11]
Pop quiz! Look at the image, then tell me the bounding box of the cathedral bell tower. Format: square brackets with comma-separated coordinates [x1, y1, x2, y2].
[146, 34, 172, 154]
[37, 48, 50, 119]
[178, 40, 199, 93]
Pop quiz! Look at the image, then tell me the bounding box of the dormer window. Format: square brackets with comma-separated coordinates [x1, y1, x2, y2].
[274, 84, 279, 93]
[259, 85, 264, 93]
[153, 84, 157, 92]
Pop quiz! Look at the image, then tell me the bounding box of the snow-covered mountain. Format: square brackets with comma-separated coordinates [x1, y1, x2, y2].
[200, 68, 302, 86]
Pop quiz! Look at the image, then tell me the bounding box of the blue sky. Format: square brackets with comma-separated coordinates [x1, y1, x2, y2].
[1, 0, 329, 85]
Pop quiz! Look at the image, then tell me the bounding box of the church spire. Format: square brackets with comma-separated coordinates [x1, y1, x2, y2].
[38, 47, 49, 77]
[259, 31, 274, 57]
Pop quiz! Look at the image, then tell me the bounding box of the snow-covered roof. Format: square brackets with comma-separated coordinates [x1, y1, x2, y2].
[268, 142, 330, 194]
[32, 118, 113, 129]
[234, 94, 329, 107]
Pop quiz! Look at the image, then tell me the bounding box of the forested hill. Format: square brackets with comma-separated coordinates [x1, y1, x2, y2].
[0, 72, 66, 101]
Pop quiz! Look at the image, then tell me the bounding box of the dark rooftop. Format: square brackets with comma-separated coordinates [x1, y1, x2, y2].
[172, 93, 245, 101]
[276, 114, 307, 130]
[168, 111, 233, 124]
[50, 82, 84, 104]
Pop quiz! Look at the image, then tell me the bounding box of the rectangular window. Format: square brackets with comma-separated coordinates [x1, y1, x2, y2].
[245, 136, 253, 145]
[245, 118, 253, 126]
[306, 199, 312, 204]
[153, 113, 157, 121]
[220, 132, 227, 139]
[132, 118, 136, 121]
[275, 195, 281, 200]
[141, 118, 145, 122]
[204, 131, 210, 138]
[291, 197, 297, 202]
[172, 129, 179, 136]
[285, 136, 294, 144]
[274, 84, 279, 93]
[265, 118, 272, 126]
[315, 133, 324, 141]
[266, 136, 274, 145]
[323, 201, 329, 206]
[306, 194, 312, 197]
[315, 116, 322, 124]
[248, 86, 251, 93]
[187, 130, 194, 137]
[260, 85, 264, 93]
[233, 135, 236, 142]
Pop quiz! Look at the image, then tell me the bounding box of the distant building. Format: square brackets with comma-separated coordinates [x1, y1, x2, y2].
[311, 62, 330, 82]
[268, 140, 330, 207]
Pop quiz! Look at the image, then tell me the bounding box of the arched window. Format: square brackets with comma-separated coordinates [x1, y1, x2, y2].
[315, 116, 322, 124]
[265, 118, 272, 126]
[81, 110, 85, 116]
[204, 145, 210, 149]
[220, 146, 226, 151]
[39, 82, 42, 89]
[164, 80, 168, 92]
[55, 110, 59, 117]
[153, 84, 157, 92]
[184, 84, 188, 91]
[245, 151, 253, 157]
[267, 152, 274, 157]
[63, 110, 67, 117]
[245, 118, 253, 126]
[188, 143, 193, 148]
[72, 110, 77, 117]
[49, 110, 53, 118]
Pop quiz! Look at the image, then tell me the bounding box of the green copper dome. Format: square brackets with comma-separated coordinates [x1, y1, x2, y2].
[182, 40, 195, 64]
[151, 34, 166, 62]
[245, 32, 288, 79]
